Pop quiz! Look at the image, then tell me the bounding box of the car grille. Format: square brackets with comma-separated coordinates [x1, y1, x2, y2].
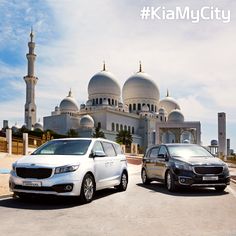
[16, 167, 52, 179]
[194, 166, 223, 175]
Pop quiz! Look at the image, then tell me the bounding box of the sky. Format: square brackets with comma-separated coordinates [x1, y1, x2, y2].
[0, 0, 235, 149]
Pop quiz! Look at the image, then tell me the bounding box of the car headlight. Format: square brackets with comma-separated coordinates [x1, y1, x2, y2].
[54, 165, 79, 174]
[223, 164, 229, 173]
[175, 162, 192, 171]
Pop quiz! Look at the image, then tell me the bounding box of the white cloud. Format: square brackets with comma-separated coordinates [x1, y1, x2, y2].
[0, 0, 236, 149]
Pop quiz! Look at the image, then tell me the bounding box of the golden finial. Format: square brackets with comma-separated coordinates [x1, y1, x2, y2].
[30, 26, 34, 42]
[139, 61, 142, 72]
[166, 89, 169, 97]
[102, 61, 106, 71]
[68, 88, 72, 97]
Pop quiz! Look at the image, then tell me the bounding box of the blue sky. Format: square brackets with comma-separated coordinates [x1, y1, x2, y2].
[0, 0, 235, 149]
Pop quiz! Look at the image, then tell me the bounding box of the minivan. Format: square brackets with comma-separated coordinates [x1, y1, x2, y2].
[9, 138, 128, 203]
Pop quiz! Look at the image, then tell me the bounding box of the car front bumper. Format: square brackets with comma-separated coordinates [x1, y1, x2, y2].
[9, 171, 83, 196]
[172, 169, 230, 188]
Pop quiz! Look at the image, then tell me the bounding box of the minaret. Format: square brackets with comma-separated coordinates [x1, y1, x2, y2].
[23, 28, 38, 130]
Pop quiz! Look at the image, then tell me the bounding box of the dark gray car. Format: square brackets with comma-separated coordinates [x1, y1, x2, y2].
[141, 144, 230, 192]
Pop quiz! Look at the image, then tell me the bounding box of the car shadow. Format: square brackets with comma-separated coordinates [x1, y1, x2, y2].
[0, 188, 118, 210]
[137, 182, 229, 197]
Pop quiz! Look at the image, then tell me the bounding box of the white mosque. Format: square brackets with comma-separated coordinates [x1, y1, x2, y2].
[23, 31, 201, 153]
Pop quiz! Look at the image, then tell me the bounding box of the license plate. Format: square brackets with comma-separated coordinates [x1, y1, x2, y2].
[23, 181, 42, 187]
[203, 176, 218, 181]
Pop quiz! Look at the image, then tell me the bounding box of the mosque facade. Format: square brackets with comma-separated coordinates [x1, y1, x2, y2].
[24, 32, 201, 153]
[43, 62, 201, 152]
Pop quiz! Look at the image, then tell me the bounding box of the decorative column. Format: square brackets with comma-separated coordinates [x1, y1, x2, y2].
[23, 133, 28, 155]
[6, 129, 12, 155]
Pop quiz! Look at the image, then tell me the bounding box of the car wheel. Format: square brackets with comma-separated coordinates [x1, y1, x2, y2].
[117, 171, 128, 191]
[141, 168, 150, 185]
[215, 186, 226, 192]
[166, 170, 176, 192]
[80, 173, 95, 204]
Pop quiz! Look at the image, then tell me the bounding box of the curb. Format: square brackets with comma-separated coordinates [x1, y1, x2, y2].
[0, 194, 12, 200]
[231, 179, 236, 184]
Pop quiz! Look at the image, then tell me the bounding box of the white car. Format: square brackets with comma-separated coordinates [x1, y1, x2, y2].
[9, 138, 128, 203]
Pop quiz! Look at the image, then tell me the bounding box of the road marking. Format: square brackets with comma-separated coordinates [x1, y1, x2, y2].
[228, 186, 236, 198]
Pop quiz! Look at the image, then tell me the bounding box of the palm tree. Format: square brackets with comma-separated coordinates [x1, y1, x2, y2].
[92, 126, 106, 138]
[67, 129, 79, 137]
[116, 130, 133, 146]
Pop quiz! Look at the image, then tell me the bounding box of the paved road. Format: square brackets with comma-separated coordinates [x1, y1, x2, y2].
[0, 166, 236, 236]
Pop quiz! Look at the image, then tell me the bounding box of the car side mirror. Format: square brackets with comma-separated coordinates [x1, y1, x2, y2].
[92, 150, 106, 158]
[158, 154, 169, 161]
[158, 154, 165, 159]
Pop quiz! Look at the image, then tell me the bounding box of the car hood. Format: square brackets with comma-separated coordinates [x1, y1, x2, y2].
[172, 156, 225, 166]
[14, 155, 84, 168]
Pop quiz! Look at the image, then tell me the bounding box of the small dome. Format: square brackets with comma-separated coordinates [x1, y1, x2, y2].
[60, 90, 79, 113]
[80, 115, 94, 128]
[123, 71, 160, 103]
[12, 123, 20, 133]
[12, 123, 20, 129]
[211, 140, 218, 146]
[168, 109, 184, 123]
[159, 107, 165, 114]
[183, 139, 190, 143]
[88, 68, 121, 99]
[34, 121, 43, 131]
[86, 100, 93, 106]
[80, 104, 86, 109]
[141, 104, 149, 112]
[21, 124, 27, 129]
[55, 106, 60, 112]
[159, 94, 180, 115]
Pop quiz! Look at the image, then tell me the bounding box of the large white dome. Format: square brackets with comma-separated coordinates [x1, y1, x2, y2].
[80, 115, 94, 128]
[88, 70, 121, 99]
[168, 109, 184, 123]
[123, 72, 160, 102]
[159, 95, 180, 115]
[60, 90, 79, 113]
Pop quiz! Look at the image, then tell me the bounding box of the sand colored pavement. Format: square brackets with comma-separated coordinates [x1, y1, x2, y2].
[0, 153, 22, 196]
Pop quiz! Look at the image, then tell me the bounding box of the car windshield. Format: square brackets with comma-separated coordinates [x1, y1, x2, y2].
[168, 145, 213, 158]
[32, 140, 91, 156]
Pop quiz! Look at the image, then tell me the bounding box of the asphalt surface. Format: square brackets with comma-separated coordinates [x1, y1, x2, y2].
[0, 166, 236, 236]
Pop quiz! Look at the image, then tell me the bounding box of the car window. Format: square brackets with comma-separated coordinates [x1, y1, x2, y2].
[158, 146, 168, 157]
[32, 140, 91, 155]
[112, 143, 123, 155]
[167, 145, 214, 158]
[102, 142, 117, 157]
[92, 141, 104, 153]
[149, 147, 159, 159]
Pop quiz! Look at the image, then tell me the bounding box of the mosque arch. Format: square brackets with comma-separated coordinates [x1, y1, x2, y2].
[161, 131, 176, 143]
[111, 123, 115, 131]
[180, 130, 194, 143]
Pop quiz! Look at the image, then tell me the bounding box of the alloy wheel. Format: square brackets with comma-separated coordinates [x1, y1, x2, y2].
[167, 172, 172, 190]
[83, 176, 94, 201]
[121, 172, 128, 189]
[142, 169, 147, 183]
